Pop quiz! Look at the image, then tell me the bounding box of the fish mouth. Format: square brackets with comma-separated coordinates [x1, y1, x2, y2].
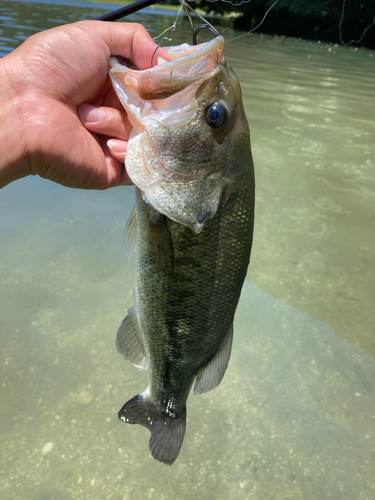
[109, 36, 225, 101]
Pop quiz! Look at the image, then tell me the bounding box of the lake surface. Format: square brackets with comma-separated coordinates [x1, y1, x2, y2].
[1, 1, 375, 499]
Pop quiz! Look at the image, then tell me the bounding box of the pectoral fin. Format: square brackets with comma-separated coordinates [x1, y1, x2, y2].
[124, 205, 137, 257]
[194, 323, 233, 395]
[116, 307, 147, 370]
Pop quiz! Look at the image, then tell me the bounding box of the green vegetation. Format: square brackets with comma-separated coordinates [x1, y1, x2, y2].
[161, 0, 375, 48]
[76, 0, 374, 47]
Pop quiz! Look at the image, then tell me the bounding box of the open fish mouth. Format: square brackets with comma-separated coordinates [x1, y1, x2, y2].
[109, 36, 225, 102]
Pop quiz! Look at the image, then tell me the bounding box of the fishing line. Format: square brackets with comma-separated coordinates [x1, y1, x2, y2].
[184, 0, 374, 46]
[339, 0, 375, 46]
[203, 0, 253, 6]
[94, 0, 374, 49]
[151, 0, 219, 62]
[225, 0, 280, 43]
[150, 0, 185, 66]
[182, 0, 280, 43]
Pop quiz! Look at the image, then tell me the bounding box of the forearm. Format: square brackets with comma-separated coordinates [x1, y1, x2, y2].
[0, 57, 30, 189]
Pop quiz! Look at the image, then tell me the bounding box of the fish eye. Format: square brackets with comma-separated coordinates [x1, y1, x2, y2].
[204, 102, 226, 129]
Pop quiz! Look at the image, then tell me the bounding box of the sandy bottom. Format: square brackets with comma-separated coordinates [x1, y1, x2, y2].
[1, 178, 374, 500]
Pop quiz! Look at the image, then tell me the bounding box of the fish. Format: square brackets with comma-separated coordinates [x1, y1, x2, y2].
[109, 36, 255, 466]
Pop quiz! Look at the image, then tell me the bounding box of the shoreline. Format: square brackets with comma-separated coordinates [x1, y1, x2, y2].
[72, 0, 209, 15]
[8, 0, 373, 49]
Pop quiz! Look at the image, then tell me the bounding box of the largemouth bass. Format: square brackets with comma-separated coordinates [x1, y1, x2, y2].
[109, 36, 255, 465]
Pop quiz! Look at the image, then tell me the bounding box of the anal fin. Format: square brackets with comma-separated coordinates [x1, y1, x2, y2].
[194, 323, 233, 395]
[116, 307, 147, 370]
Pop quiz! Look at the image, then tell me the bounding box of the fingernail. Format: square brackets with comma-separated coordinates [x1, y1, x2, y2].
[107, 139, 128, 153]
[78, 104, 104, 122]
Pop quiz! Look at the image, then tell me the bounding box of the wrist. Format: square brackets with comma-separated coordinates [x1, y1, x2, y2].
[0, 55, 30, 188]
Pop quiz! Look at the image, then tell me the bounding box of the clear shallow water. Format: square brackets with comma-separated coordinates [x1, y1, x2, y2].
[1, 1, 375, 498]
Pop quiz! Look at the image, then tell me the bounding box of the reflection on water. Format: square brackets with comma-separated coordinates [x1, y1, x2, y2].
[227, 36, 375, 355]
[1, 1, 374, 498]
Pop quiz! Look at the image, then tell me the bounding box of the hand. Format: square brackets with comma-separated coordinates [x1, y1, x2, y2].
[0, 21, 168, 189]
[78, 103, 131, 167]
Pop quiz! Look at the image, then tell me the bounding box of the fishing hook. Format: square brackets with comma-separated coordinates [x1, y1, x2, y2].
[192, 24, 220, 45]
[181, 1, 220, 45]
[150, 0, 186, 67]
[150, 0, 220, 64]
[150, 22, 177, 68]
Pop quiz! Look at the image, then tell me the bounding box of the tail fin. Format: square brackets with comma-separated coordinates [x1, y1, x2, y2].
[118, 392, 186, 466]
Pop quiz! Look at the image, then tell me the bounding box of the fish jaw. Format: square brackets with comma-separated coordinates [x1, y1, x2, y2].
[109, 36, 225, 106]
[109, 36, 247, 232]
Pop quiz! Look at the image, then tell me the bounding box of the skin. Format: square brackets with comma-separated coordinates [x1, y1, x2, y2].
[0, 20, 169, 190]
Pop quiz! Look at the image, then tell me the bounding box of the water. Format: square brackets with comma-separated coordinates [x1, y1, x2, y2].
[1, 1, 375, 498]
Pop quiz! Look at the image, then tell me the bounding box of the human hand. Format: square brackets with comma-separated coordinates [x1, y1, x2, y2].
[0, 21, 168, 189]
[78, 103, 131, 167]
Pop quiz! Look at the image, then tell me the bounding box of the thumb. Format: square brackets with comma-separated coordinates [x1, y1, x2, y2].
[79, 20, 171, 70]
